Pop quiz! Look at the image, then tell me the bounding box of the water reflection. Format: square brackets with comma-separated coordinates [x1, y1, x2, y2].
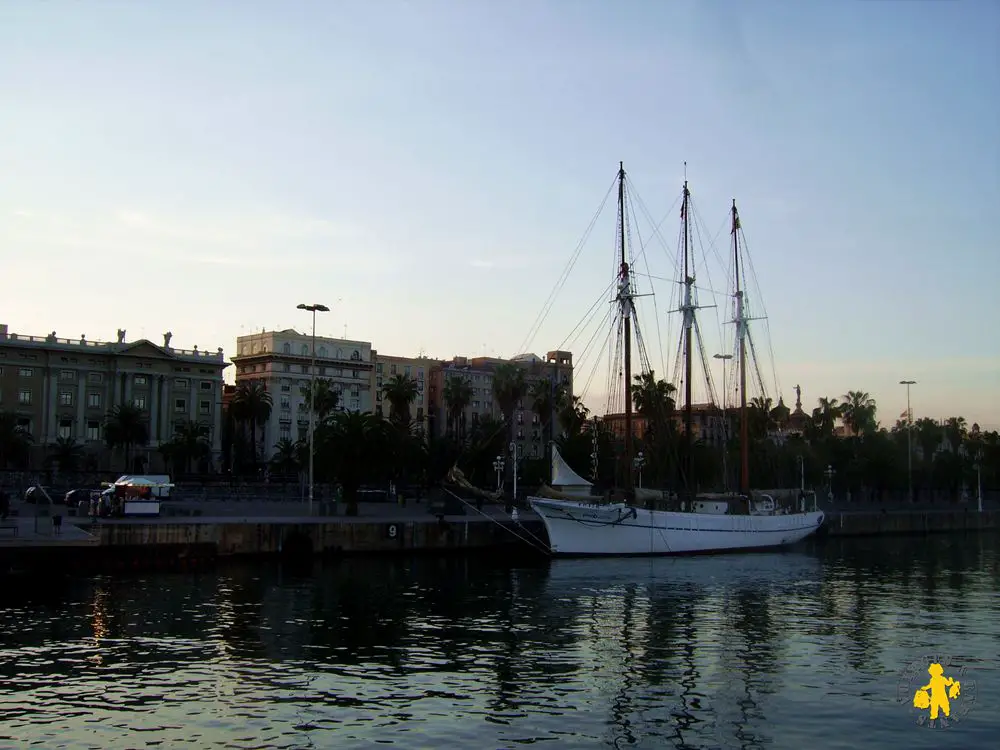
[0, 537, 996, 748]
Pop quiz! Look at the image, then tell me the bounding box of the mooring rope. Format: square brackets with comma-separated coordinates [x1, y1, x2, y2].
[440, 488, 552, 556]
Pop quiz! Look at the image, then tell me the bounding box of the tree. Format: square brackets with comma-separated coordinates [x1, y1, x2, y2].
[0, 411, 33, 469]
[383, 374, 419, 427]
[300, 378, 341, 420]
[104, 403, 149, 472]
[48, 436, 84, 474]
[492, 363, 527, 498]
[230, 382, 273, 471]
[443, 375, 473, 439]
[842, 390, 877, 437]
[160, 420, 211, 474]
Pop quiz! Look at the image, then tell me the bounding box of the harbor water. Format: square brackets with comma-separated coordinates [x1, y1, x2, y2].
[1, 534, 997, 749]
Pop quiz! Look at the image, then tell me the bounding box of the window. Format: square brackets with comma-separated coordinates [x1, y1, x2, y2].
[16, 417, 31, 433]
[318, 346, 327, 358]
[87, 420, 101, 441]
[390, 364, 397, 375]
[350, 398, 360, 411]
[336, 348, 343, 359]
[297, 426, 307, 440]
[199, 399, 211, 414]
[133, 396, 146, 410]
[418, 368, 424, 379]
[59, 369, 75, 381]
[175, 378, 189, 388]
[281, 398, 291, 410]
[200, 380, 212, 391]
[58, 419, 73, 439]
[18, 389, 31, 405]
[279, 425, 291, 440]
[59, 391, 73, 406]
[351, 350, 360, 361]
[18, 367, 33, 377]
[417, 407, 424, 421]
[87, 392, 101, 408]
[175, 398, 187, 413]
[134, 375, 147, 386]
[404, 366, 411, 376]
[88, 372, 103, 383]
[283, 363, 290, 373]
[283, 342, 291, 354]
[301, 344, 309, 356]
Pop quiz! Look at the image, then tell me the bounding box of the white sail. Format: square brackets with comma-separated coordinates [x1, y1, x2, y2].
[551, 444, 592, 490]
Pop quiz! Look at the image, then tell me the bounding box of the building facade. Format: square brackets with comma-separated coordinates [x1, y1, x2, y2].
[0, 324, 228, 471]
[230, 329, 375, 460]
[372, 352, 431, 427]
[427, 350, 574, 460]
[603, 402, 728, 447]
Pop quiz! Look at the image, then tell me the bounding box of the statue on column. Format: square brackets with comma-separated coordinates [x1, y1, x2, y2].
[794, 384, 802, 410]
[117, 328, 126, 343]
[163, 331, 173, 348]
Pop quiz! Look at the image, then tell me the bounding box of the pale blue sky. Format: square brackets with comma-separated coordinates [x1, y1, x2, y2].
[2, 1, 997, 427]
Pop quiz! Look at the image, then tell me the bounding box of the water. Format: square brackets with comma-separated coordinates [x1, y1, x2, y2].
[1, 535, 997, 749]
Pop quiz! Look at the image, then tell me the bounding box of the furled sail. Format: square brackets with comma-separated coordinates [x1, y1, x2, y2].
[551, 444, 592, 490]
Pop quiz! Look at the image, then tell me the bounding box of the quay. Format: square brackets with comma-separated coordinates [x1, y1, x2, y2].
[2, 493, 997, 571]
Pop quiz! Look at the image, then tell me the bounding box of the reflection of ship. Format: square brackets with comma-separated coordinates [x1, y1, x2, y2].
[528, 164, 825, 555]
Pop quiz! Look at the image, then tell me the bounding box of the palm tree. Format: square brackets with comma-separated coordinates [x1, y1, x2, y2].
[300, 378, 340, 420]
[0, 410, 33, 469]
[443, 375, 473, 438]
[162, 420, 212, 474]
[944, 416, 967, 454]
[841, 391, 877, 437]
[104, 403, 149, 472]
[318, 411, 389, 516]
[230, 382, 272, 470]
[49, 436, 84, 474]
[270, 438, 300, 478]
[383, 374, 420, 427]
[492, 363, 527, 497]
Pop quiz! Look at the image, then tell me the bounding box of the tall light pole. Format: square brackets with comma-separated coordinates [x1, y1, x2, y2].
[714, 353, 733, 490]
[298, 303, 330, 516]
[900, 380, 916, 503]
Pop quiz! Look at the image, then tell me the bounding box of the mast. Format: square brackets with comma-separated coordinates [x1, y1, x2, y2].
[618, 162, 634, 494]
[732, 200, 750, 495]
[681, 180, 694, 501]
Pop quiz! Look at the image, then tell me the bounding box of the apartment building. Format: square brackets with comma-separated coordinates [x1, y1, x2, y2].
[427, 349, 574, 460]
[230, 329, 375, 460]
[372, 352, 431, 427]
[0, 323, 228, 471]
[603, 402, 729, 447]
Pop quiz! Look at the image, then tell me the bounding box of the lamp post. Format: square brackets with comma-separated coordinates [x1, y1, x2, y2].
[976, 450, 983, 513]
[297, 302, 330, 517]
[714, 353, 733, 490]
[509, 441, 518, 503]
[900, 380, 916, 503]
[493, 454, 504, 492]
[824, 464, 836, 504]
[633, 451, 646, 489]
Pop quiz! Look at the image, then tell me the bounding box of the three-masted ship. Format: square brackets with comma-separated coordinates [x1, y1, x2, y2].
[528, 163, 826, 556]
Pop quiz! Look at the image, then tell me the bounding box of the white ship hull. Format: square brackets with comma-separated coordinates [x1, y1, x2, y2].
[528, 497, 825, 556]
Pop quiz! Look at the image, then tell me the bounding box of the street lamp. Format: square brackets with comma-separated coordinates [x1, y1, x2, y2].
[900, 380, 916, 503]
[297, 302, 330, 517]
[824, 464, 836, 504]
[509, 441, 518, 503]
[493, 454, 504, 492]
[976, 450, 983, 513]
[633, 451, 646, 489]
[714, 354, 733, 490]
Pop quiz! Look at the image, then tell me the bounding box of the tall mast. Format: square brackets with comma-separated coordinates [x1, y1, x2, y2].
[732, 199, 750, 494]
[618, 162, 634, 494]
[681, 180, 694, 501]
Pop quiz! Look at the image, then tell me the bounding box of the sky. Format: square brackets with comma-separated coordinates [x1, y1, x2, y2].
[1, 1, 998, 429]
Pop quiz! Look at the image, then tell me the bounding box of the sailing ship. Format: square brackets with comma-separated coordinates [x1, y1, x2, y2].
[527, 163, 825, 556]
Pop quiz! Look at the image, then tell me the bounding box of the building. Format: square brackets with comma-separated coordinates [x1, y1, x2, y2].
[372, 352, 432, 427]
[427, 350, 574, 460]
[0, 323, 228, 471]
[603, 402, 728, 447]
[230, 329, 375, 460]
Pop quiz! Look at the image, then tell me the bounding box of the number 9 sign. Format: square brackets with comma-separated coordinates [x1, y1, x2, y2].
[387, 523, 399, 540]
